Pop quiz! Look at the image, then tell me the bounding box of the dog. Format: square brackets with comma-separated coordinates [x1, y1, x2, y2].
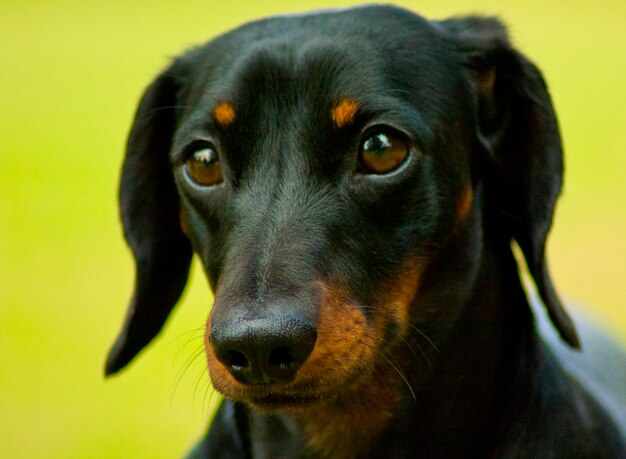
[105, 5, 626, 458]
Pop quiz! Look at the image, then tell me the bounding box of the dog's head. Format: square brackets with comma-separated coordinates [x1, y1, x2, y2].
[106, 6, 579, 410]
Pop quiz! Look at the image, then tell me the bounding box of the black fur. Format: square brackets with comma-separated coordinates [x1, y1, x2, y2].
[106, 5, 625, 457]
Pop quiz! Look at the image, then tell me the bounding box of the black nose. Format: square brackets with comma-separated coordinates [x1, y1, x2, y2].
[210, 316, 317, 385]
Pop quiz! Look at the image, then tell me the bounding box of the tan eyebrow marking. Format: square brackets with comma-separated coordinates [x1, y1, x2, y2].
[213, 101, 236, 126]
[331, 98, 359, 128]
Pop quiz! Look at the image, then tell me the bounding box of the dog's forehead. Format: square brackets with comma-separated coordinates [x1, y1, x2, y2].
[177, 7, 463, 138]
[199, 39, 385, 124]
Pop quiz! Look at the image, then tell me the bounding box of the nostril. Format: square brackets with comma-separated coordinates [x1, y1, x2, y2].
[224, 350, 249, 370]
[268, 346, 294, 370]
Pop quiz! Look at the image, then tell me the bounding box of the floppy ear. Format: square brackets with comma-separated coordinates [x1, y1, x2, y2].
[105, 65, 193, 376]
[441, 17, 580, 349]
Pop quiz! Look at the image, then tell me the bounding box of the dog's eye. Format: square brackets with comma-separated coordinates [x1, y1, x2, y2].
[358, 132, 409, 174]
[186, 147, 223, 186]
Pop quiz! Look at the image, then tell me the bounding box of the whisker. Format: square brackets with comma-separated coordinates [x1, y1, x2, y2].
[203, 382, 222, 417]
[171, 345, 206, 409]
[356, 338, 417, 402]
[361, 304, 440, 353]
[405, 323, 440, 355]
[168, 327, 206, 362]
[378, 351, 416, 402]
[193, 365, 209, 405]
[360, 304, 437, 366]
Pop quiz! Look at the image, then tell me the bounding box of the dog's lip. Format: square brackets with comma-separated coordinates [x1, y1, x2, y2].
[249, 392, 324, 409]
[219, 367, 371, 409]
[226, 382, 329, 408]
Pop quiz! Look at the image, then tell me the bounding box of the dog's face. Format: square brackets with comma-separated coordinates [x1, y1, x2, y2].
[172, 15, 477, 409]
[106, 6, 579, 413]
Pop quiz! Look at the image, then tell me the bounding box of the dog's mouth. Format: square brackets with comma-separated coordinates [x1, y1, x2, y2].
[249, 392, 325, 410]
[206, 271, 424, 412]
[217, 364, 380, 412]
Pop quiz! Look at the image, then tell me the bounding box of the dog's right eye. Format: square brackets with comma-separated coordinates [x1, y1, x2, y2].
[358, 132, 409, 175]
[185, 147, 223, 186]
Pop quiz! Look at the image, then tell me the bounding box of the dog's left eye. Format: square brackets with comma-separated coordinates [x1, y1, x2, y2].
[358, 132, 409, 174]
[186, 147, 223, 186]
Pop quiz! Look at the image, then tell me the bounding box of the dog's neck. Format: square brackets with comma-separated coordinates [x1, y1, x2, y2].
[245, 225, 541, 458]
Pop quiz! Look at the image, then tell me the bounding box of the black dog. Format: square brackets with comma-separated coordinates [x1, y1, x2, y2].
[106, 5, 626, 458]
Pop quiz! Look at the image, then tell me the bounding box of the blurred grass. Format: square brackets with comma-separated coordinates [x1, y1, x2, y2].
[0, 0, 624, 457]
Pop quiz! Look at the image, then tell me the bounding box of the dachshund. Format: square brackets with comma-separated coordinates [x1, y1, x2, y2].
[105, 5, 626, 458]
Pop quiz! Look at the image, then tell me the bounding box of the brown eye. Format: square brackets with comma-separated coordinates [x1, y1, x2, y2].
[186, 147, 223, 186]
[359, 132, 409, 174]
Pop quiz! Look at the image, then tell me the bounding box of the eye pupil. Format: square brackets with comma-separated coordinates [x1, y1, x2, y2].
[359, 132, 409, 174]
[186, 147, 223, 186]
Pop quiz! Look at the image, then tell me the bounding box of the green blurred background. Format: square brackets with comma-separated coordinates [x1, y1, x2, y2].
[1, 0, 624, 457]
